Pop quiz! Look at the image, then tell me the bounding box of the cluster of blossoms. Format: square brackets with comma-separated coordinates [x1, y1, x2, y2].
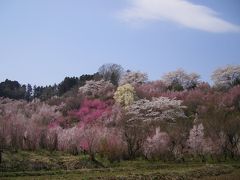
[79, 80, 115, 99]
[114, 84, 136, 107]
[119, 71, 148, 86]
[127, 97, 186, 123]
[162, 69, 200, 90]
[212, 65, 240, 89]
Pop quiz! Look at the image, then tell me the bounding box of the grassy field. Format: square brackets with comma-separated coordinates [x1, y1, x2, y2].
[1, 151, 240, 179]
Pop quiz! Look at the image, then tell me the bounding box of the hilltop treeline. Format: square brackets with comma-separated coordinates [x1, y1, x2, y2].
[0, 64, 240, 163]
[0, 73, 101, 101]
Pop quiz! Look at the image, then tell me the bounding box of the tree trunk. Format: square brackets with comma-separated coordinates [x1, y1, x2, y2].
[0, 149, 2, 164]
[90, 153, 95, 161]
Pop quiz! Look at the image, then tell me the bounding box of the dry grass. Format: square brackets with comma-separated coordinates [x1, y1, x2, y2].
[0, 151, 240, 179]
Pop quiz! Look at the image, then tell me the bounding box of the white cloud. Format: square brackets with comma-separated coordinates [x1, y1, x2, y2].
[118, 0, 240, 33]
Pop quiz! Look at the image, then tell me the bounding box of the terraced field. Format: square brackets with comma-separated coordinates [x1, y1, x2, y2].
[0, 151, 240, 179]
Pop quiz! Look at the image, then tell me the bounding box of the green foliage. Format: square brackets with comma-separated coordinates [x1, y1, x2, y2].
[58, 77, 79, 96]
[0, 150, 100, 172]
[0, 79, 26, 100]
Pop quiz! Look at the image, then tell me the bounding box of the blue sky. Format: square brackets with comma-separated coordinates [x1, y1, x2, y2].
[0, 0, 240, 86]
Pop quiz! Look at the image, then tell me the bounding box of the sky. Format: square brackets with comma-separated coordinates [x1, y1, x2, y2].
[0, 0, 240, 86]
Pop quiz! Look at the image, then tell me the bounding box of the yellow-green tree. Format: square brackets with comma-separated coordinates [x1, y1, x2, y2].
[114, 84, 136, 107]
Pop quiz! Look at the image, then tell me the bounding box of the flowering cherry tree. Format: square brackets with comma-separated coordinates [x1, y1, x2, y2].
[135, 80, 167, 99]
[99, 128, 126, 162]
[79, 125, 106, 161]
[120, 71, 148, 86]
[57, 126, 81, 154]
[212, 65, 240, 89]
[79, 80, 115, 99]
[0, 98, 61, 151]
[127, 97, 186, 123]
[143, 127, 170, 159]
[115, 96, 186, 159]
[187, 123, 205, 154]
[162, 69, 200, 91]
[73, 99, 112, 125]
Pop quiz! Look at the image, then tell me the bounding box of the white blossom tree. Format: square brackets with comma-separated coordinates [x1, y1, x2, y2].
[212, 65, 240, 89]
[57, 126, 80, 154]
[162, 69, 200, 91]
[79, 80, 115, 99]
[118, 97, 186, 159]
[187, 123, 205, 155]
[126, 97, 186, 123]
[120, 71, 148, 86]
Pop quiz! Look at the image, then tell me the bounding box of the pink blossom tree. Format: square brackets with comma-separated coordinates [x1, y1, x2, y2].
[99, 128, 126, 162]
[143, 127, 170, 160]
[135, 80, 167, 99]
[0, 98, 62, 151]
[73, 99, 112, 125]
[78, 125, 105, 161]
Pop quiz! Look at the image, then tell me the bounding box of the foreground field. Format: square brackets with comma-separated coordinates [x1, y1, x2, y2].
[1, 164, 240, 180]
[1, 165, 240, 180]
[0, 151, 240, 179]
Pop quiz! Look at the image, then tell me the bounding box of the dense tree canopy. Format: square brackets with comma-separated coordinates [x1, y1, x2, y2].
[0, 79, 26, 100]
[1, 64, 240, 163]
